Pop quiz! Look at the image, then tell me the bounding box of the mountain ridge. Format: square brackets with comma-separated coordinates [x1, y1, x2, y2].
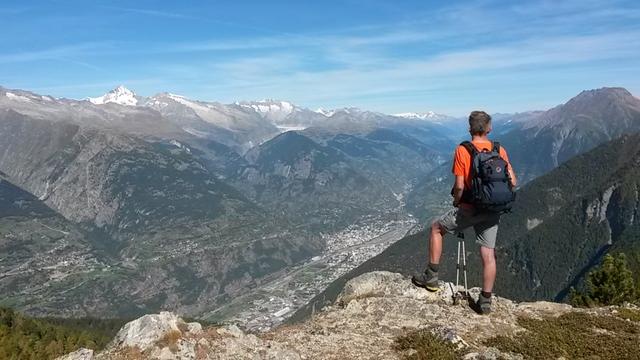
[501, 86, 640, 181]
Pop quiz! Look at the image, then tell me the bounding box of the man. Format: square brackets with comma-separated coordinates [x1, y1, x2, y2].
[412, 110, 517, 314]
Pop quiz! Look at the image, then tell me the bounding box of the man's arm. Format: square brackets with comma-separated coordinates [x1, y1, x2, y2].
[499, 148, 517, 188]
[452, 175, 465, 207]
[508, 166, 518, 188]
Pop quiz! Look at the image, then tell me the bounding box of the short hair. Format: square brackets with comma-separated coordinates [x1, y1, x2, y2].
[469, 111, 491, 135]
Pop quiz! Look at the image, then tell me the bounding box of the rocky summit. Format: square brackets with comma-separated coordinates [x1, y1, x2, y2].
[57, 271, 640, 359]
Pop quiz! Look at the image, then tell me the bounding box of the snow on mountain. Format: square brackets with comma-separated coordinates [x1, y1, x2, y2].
[234, 99, 339, 132]
[163, 93, 214, 113]
[89, 86, 138, 106]
[143, 92, 280, 150]
[240, 100, 295, 116]
[4, 92, 33, 102]
[315, 108, 335, 117]
[236, 100, 298, 125]
[393, 111, 445, 120]
[1, 88, 54, 103]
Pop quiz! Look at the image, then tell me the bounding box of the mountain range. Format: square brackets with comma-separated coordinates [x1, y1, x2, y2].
[0, 85, 456, 318]
[1, 84, 639, 323]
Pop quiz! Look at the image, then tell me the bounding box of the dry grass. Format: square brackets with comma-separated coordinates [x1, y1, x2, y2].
[110, 346, 145, 360]
[485, 312, 640, 360]
[261, 323, 305, 341]
[617, 308, 640, 322]
[394, 329, 462, 360]
[157, 329, 183, 352]
[177, 321, 189, 333]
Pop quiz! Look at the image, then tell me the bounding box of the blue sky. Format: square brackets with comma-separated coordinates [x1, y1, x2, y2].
[1, 0, 639, 115]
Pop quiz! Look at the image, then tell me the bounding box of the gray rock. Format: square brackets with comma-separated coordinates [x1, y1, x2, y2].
[55, 348, 94, 360]
[186, 322, 202, 334]
[337, 271, 455, 305]
[463, 347, 524, 360]
[217, 324, 245, 338]
[110, 312, 184, 350]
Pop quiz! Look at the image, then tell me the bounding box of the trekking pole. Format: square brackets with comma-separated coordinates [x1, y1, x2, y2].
[454, 232, 464, 304]
[455, 239, 460, 291]
[461, 237, 469, 300]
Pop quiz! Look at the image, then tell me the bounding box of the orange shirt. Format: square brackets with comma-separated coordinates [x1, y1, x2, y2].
[452, 140, 511, 190]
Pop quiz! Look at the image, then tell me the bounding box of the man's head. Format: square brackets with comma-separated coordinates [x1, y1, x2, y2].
[468, 111, 492, 136]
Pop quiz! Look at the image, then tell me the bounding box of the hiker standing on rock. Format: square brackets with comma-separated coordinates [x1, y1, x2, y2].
[412, 111, 517, 314]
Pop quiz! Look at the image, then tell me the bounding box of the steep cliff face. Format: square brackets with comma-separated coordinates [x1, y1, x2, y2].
[58, 271, 640, 360]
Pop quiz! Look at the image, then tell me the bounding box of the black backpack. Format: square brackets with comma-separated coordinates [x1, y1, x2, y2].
[460, 141, 516, 213]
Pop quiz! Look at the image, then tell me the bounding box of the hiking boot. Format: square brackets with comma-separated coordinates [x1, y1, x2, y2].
[411, 268, 440, 292]
[477, 293, 492, 315]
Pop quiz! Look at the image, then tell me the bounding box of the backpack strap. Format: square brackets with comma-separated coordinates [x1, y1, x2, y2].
[459, 141, 477, 203]
[460, 141, 478, 157]
[492, 141, 501, 154]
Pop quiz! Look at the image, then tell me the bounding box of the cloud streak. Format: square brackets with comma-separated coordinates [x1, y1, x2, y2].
[102, 6, 195, 19]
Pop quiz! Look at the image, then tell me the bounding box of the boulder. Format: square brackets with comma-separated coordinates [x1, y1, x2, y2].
[110, 311, 189, 351]
[337, 271, 455, 305]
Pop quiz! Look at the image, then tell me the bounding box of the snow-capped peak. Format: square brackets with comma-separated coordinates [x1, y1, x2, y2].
[89, 86, 138, 106]
[315, 108, 336, 117]
[238, 99, 295, 117]
[165, 93, 188, 101]
[393, 111, 442, 120]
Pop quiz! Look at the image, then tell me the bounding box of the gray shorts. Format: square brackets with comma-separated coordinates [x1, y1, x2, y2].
[434, 207, 501, 248]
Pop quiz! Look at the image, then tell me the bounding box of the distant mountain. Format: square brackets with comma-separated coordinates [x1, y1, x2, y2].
[501, 87, 640, 182]
[89, 85, 139, 106]
[12, 85, 463, 153]
[237, 99, 327, 131]
[237, 131, 406, 230]
[393, 111, 453, 122]
[142, 92, 279, 151]
[0, 87, 183, 139]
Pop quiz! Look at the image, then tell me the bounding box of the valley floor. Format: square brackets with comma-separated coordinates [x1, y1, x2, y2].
[202, 216, 418, 331]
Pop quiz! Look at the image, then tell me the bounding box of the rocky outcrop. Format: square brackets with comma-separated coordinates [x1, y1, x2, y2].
[58, 271, 639, 359]
[56, 348, 94, 360]
[109, 312, 202, 351]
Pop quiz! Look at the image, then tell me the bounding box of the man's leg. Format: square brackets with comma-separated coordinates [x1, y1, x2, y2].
[412, 209, 461, 291]
[429, 220, 447, 265]
[480, 246, 496, 293]
[474, 215, 500, 314]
